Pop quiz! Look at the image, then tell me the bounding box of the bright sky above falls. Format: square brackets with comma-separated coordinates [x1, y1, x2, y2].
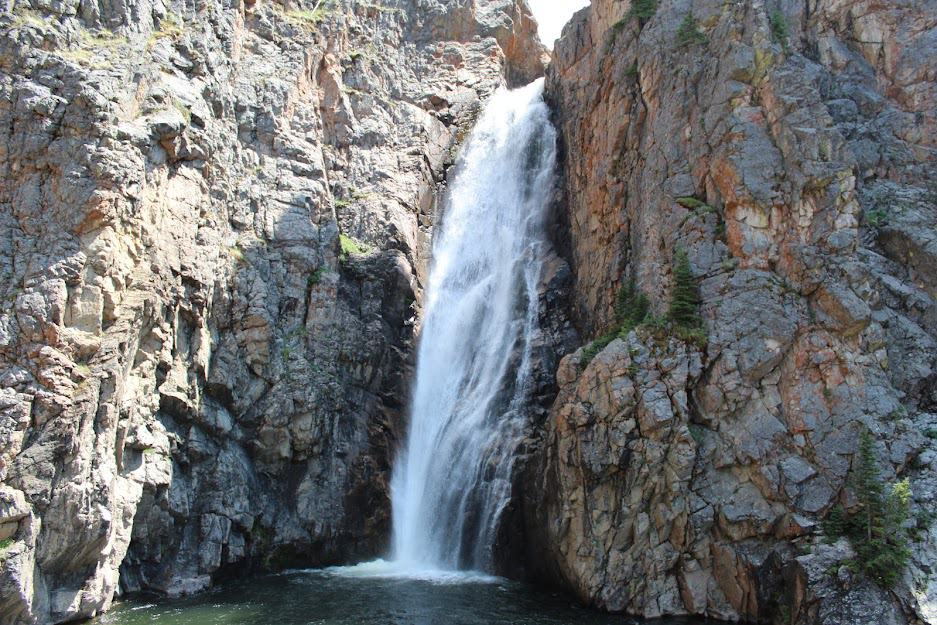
[528, 0, 590, 47]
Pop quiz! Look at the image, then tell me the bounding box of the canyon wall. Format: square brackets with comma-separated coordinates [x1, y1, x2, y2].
[2, 0, 936, 623]
[0, 0, 544, 622]
[524, 0, 937, 623]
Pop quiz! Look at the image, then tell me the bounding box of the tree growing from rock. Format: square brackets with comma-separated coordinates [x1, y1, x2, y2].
[675, 12, 707, 47]
[824, 428, 912, 589]
[627, 0, 657, 23]
[615, 280, 650, 332]
[667, 249, 702, 329]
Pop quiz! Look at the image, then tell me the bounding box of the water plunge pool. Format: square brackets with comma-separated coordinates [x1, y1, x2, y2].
[93, 566, 713, 625]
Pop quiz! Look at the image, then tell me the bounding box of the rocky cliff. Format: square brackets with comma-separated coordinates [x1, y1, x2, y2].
[523, 0, 937, 624]
[2, 0, 936, 623]
[0, 0, 544, 622]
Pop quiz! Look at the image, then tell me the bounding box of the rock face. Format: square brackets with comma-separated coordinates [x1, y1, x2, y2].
[523, 0, 936, 623]
[0, 0, 544, 622]
[2, 0, 936, 623]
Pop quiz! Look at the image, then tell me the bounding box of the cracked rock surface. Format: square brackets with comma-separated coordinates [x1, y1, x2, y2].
[523, 0, 937, 623]
[0, 0, 544, 622]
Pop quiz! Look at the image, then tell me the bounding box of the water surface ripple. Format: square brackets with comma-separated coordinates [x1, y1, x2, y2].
[95, 569, 712, 625]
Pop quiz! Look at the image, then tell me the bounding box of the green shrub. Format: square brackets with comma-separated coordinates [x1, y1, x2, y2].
[580, 333, 617, 368]
[865, 206, 889, 229]
[148, 11, 184, 47]
[615, 281, 650, 334]
[284, 4, 331, 30]
[886, 405, 908, 421]
[334, 187, 372, 210]
[675, 13, 707, 47]
[627, 0, 657, 23]
[822, 502, 849, 540]
[715, 218, 726, 239]
[11, 8, 46, 30]
[823, 429, 912, 589]
[79, 28, 128, 49]
[677, 197, 718, 230]
[0, 537, 13, 561]
[227, 245, 247, 265]
[579, 259, 707, 370]
[769, 9, 790, 51]
[171, 97, 192, 124]
[667, 250, 702, 329]
[580, 280, 651, 369]
[675, 325, 708, 348]
[676, 196, 707, 209]
[307, 266, 327, 287]
[339, 234, 371, 260]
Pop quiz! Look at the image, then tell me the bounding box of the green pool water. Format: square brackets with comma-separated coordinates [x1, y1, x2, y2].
[93, 562, 711, 625]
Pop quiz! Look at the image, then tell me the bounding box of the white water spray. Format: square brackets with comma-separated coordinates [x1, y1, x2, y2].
[390, 79, 557, 572]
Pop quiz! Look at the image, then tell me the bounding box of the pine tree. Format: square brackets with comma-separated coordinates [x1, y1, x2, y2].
[615, 280, 650, 333]
[824, 428, 913, 589]
[675, 12, 707, 47]
[667, 250, 701, 329]
[853, 429, 884, 543]
[854, 430, 911, 588]
[628, 0, 658, 23]
[769, 9, 790, 51]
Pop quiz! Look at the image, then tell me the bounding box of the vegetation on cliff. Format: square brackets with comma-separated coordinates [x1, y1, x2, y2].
[626, 0, 657, 23]
[581, 249, 704, 367]
[667, 250, 701, 328]
[675, 12, 707, 47]
[824, 429, 912, 589]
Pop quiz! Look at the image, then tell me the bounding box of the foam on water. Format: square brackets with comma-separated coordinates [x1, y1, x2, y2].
[322, 560, 501, 585]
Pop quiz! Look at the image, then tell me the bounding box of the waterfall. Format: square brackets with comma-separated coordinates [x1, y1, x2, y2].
[390, 79, 557, 572]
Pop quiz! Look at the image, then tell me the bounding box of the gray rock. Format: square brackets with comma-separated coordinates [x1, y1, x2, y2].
[523, 0, 937, 623]
[0, 0, 546, 622]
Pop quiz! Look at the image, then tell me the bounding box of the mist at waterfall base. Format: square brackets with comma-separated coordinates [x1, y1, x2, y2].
[93, 82, 710, 625]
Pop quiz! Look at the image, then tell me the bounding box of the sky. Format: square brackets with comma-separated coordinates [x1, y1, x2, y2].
[527, 0, 590, 47]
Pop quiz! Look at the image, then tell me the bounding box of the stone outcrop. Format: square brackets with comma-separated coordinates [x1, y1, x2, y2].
[0, 0, 544, 622]
[523, 0, 937, 623]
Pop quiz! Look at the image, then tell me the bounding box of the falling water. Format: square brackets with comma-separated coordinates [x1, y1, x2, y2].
[390, 79, 557, 571]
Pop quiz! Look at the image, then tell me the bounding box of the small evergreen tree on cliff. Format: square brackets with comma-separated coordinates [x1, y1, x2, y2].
[667, 250, 701, 329]
[769, 9, 790, 52]
[628, 0, 657, 23]
[615, 280, 650, 334]
[852, 429, 912, 588]
[675, 12, 707, 47]
[854, 428, 884, 542]
[824, 428, 912, 589]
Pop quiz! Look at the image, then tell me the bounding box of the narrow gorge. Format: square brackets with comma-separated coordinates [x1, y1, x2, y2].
[0, 0, 935, 624]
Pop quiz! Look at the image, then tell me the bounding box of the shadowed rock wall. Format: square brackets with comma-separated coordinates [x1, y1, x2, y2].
[0, 0, 545, 622]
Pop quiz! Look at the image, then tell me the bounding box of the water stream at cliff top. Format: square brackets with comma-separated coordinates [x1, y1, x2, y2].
[389, 78, 555, 572]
